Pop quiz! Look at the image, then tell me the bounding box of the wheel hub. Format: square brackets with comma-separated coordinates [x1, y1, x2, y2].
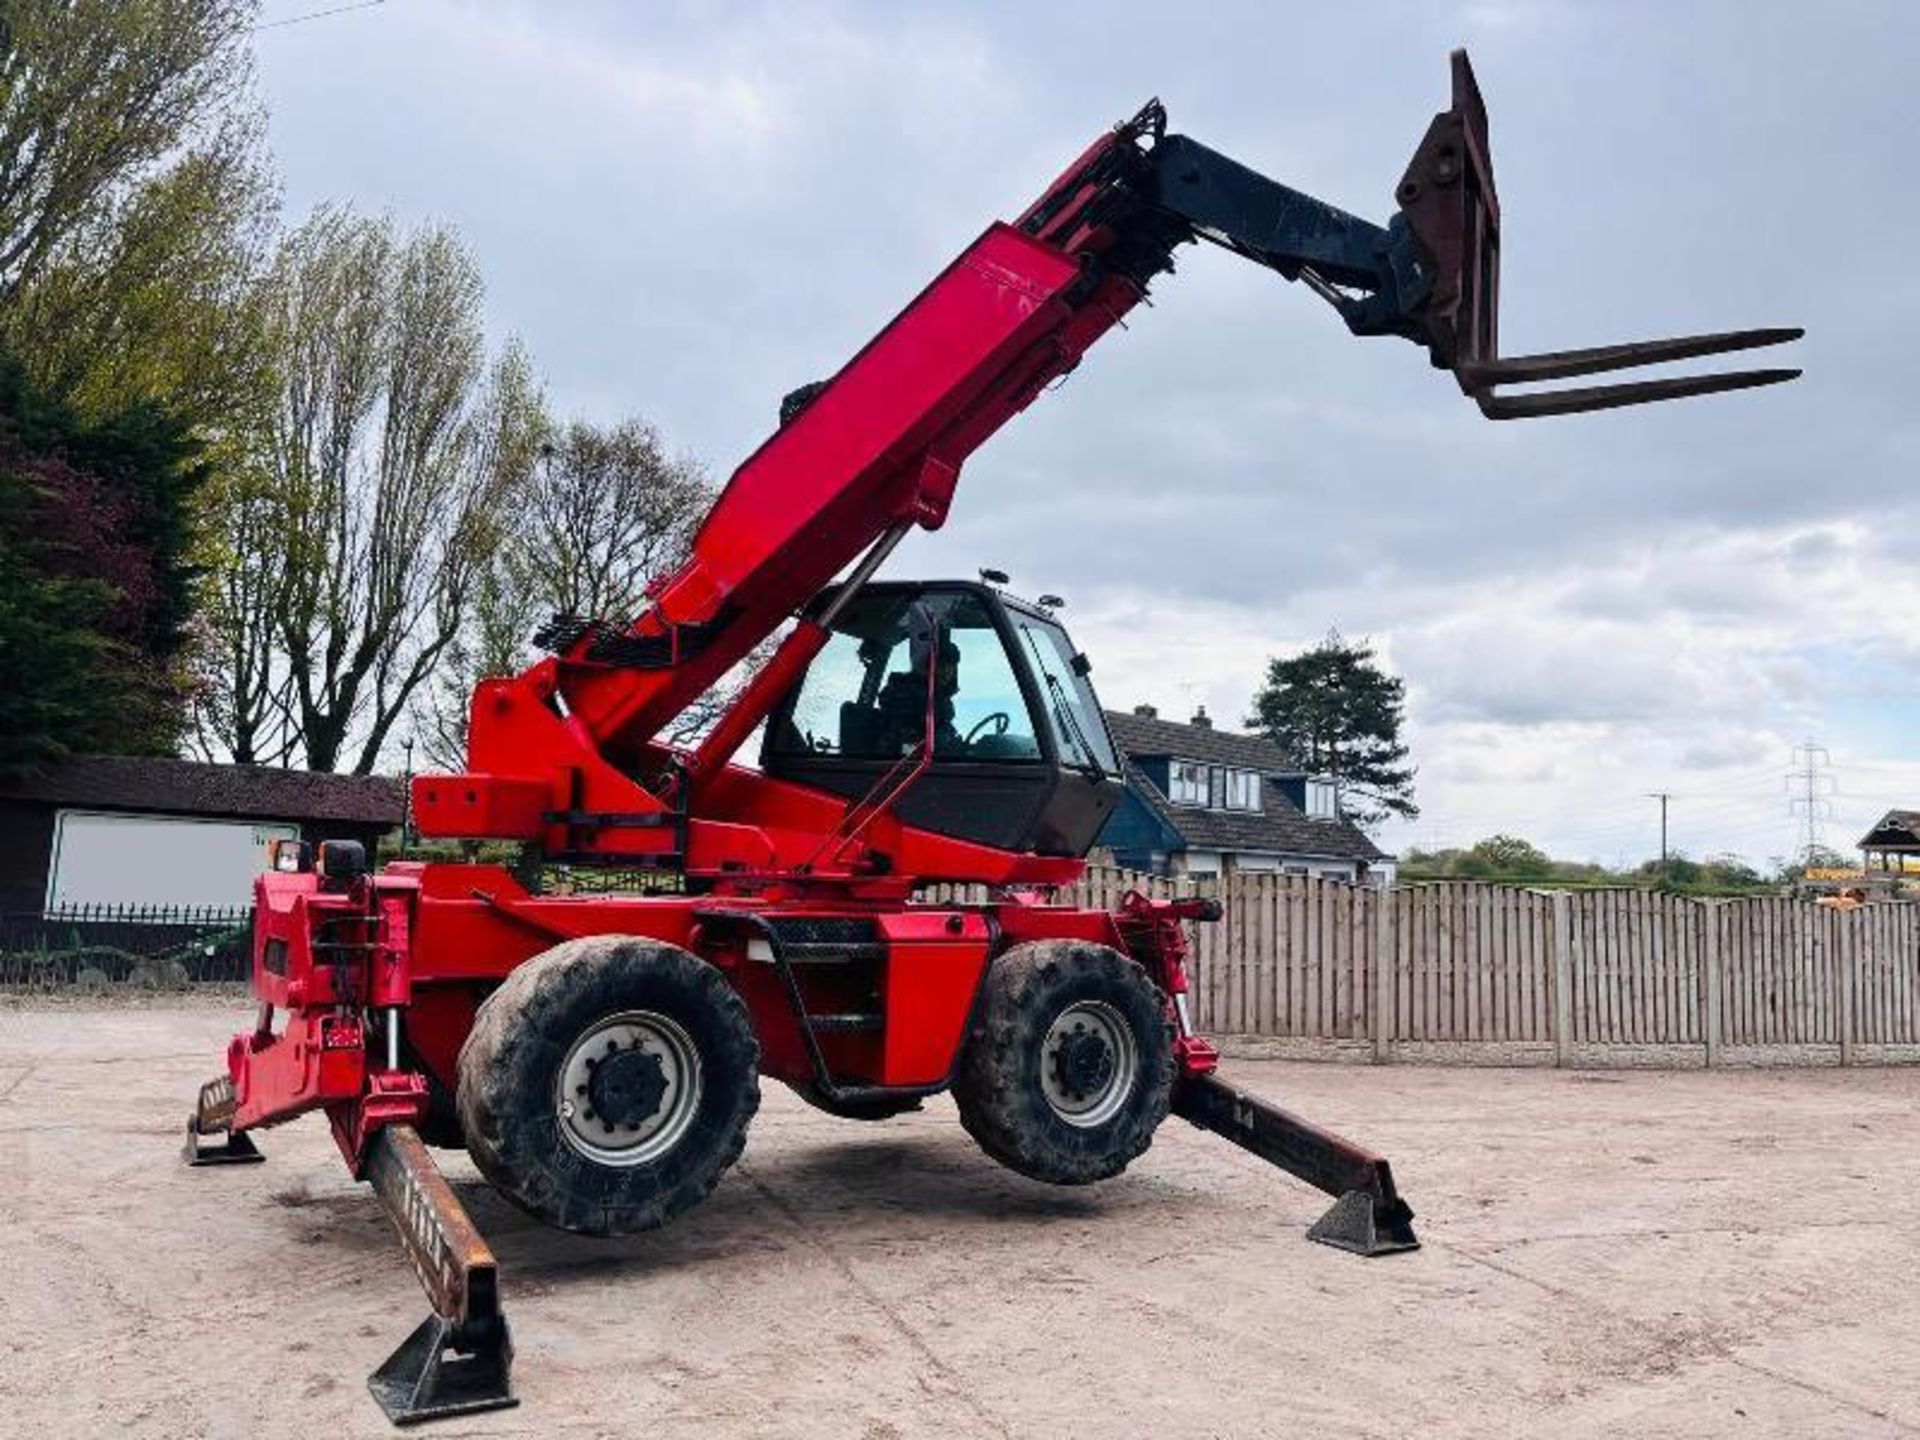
[556, 1010, 704, 1167]
[586, 1046, 670, 1129]
[1039, 999, 1138, 1129]
[1051, 1028, 1116, 1101]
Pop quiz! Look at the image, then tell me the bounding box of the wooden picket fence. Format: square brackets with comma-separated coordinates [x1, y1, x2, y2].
[1033, 870, 1920, 1066]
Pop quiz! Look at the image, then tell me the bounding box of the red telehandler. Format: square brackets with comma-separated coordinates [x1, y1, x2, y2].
[186, 52, 1799, 1423]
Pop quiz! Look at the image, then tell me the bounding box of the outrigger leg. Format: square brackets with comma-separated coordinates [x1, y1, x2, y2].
[362, 1125, 517, 1425]
[183, 1075, 264, 1166]
[1172, 1072, 1419, 1257]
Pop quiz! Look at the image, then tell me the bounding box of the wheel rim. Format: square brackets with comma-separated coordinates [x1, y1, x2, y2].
[556, 1009, 704, 1167]
[1040, 1000, 1137, 1128]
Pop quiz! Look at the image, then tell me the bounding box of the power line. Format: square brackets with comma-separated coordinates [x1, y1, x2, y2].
[254, 0, 387, 32]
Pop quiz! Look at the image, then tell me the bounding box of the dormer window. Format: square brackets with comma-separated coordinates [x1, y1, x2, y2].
[1305, 779, 1339, 820]
[1168, 760, 1262, 812]
[1169, 760, 1208, 806]
[1225, 769, 1261, 810]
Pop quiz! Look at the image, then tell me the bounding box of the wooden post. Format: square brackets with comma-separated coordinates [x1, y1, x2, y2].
[1703, 900, 1723, 1068]
[1837, 907, 1855, 1066]
[1373, 883, 1394, 1062]
[1551, 889, 1574, 1067]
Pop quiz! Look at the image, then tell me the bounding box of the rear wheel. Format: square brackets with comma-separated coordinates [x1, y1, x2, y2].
[457, 936, 759, 1236]
[952, 940, 1173, 1185]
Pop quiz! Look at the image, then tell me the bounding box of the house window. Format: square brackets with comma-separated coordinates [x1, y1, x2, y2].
[1305, 779, 1339, 820]
[1168, 761, 1262, 811]
[1169, 760, 1209, 806]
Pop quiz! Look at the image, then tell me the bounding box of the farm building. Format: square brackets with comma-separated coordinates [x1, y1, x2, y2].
[1859, 808, 1920, 884]
[0, 755, 402, 915]
[1097, 705, 1391, 882]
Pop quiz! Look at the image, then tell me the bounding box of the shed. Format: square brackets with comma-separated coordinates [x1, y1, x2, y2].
[1859, 809, 1920, 879]
[0, 755, 402, 914]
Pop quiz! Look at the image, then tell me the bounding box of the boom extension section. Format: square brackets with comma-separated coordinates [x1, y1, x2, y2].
[493, 49, 1798, 775]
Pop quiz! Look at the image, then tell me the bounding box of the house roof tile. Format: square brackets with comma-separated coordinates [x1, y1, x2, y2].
[1108, 716, 1386, 863]
[1104, 708, 1297, 771]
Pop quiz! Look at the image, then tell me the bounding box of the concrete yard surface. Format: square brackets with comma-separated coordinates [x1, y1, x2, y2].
[3, 994, 1917, 1439]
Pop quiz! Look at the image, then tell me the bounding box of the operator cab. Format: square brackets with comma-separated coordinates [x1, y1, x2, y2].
[761, 581, 1122, 855]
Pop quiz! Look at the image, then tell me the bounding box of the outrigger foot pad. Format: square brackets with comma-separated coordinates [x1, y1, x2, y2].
[1306, 1188, 1419, 1257]
[183, 1116, 264, 1166]
[183, 1075, 265, 1166]
[368, 1315, 517, 1426]
[1171, 1070, 1420, 1256]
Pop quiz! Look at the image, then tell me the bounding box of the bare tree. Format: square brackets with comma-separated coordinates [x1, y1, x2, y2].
[522, 419, 710, 620]
[422, 418, 719, 768]
[195, 206, 543, 773]
[188, 463, 295, 765]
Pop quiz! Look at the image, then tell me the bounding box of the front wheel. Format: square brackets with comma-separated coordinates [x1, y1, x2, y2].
[952, 940, 1173, 1185]
[456, 936, 760, 1236]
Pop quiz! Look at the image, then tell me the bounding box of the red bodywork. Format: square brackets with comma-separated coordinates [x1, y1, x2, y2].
[221, 118, 1234, 1167]
[219, 57, 1794, 1171]
[232, 864, 1218, 1164]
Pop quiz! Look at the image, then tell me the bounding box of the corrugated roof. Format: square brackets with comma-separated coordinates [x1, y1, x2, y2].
[0, 755, 403, 826]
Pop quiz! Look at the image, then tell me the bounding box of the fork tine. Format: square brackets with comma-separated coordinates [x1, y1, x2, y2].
[1473, 367, 1802, 420]
[1459, 328, 1803, 388]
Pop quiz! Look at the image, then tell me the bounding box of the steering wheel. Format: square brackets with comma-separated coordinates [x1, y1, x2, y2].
[963, 712, 1011, 745]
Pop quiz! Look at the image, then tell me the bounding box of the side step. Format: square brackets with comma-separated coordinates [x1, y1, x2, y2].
[1171, 1071, 1418, 1257]
[363, 1125, 517, 1425]
[183, 1075, 265, 1166]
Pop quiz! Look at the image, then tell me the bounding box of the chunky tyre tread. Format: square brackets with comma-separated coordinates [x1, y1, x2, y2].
[953, 940, 1173, 1186]
[457, 936, 759, 1236]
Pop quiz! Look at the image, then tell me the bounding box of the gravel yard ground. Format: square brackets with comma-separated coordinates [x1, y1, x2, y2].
[2, 992, 1917, 1439]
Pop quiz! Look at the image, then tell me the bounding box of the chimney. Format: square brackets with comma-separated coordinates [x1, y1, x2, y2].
[1190, 705, 1212, 729]
[1133, 703, 1158, 719]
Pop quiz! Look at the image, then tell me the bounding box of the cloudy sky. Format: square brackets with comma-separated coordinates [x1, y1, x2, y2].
[253, 0, 1916, 869]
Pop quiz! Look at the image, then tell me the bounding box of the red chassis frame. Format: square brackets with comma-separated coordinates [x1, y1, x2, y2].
[230, 863, 1222, 1160]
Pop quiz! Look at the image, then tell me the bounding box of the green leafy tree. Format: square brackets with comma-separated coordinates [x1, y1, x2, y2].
[0, 1, 270, 419]
[0, 354, 209, 772]
[1466, 834, 1552, 879]
[1246, 631, 1416, 827]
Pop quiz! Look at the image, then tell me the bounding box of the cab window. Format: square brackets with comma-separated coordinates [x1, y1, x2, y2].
[769, 592, 1041, 761]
